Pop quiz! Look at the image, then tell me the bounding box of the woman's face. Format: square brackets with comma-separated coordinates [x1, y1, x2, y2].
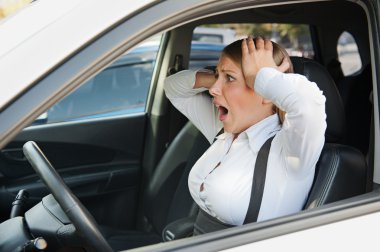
[209, 55, 272, 134]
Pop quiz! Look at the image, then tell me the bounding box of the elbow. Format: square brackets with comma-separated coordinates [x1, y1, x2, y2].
[301, 99, 326, 127]
[306, 90, 327, 124]
[163, 75, 174, 94]
[163, 74, 179, 100]
[285, 93, 327, 132]
[302, 93, 326, 121]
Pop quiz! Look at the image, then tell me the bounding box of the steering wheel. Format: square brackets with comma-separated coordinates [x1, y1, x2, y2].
[23, 141, 113, 252]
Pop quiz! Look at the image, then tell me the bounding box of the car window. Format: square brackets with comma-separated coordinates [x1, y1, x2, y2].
[34, 33, 225, 125]
[193, 24, 315, 59]
[33, 35, 162, 125]
[193, 27, 236, 45]
[337, 31, 362, 76]
[188, 42, 224, 70]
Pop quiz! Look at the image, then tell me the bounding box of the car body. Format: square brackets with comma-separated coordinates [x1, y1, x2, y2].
[0, 0, 379, 251]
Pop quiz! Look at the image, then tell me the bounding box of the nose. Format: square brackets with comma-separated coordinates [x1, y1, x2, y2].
[209, 79, 222, 97]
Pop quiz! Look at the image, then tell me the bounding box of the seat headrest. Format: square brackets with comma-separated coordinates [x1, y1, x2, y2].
[290, 57, 345, 143]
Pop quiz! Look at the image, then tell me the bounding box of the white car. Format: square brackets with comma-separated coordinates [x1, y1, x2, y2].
[0, 0, 379, 251]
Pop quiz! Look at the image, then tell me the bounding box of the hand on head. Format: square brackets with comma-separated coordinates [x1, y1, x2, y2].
[242, 36, 290, 89]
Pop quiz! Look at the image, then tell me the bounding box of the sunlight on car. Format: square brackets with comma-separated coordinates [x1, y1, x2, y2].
[0, 0, 31, 19]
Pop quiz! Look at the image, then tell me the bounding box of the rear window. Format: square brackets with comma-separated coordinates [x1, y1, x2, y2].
[193, 24, 314, 59]
[337, 31, 362, 76]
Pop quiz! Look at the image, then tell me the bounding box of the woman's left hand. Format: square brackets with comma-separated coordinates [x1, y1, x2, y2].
[242, 36, 289, 90]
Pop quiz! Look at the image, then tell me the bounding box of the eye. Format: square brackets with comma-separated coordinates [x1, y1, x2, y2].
[227, 74, 236, 82]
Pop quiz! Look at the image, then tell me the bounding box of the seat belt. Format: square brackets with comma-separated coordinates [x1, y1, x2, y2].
[244, 136, 274, 224]
[213, 128, 224, 142]
[193, 135, 275, 234]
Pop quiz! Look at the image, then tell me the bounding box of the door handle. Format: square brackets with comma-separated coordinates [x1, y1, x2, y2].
[1, 148, 27, 162]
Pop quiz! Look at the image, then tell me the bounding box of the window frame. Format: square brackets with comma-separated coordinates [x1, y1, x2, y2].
[34, 42, 160, 125]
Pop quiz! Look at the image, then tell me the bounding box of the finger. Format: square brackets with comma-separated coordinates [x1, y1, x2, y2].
[277, 58, 290, 73]
[255, 36, 264, 50]
[242, 38, 249, 55]
[247, 36, 255, 53]
[264, 39, 273, 51]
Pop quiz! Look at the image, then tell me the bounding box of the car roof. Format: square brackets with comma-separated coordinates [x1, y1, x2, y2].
[0, 0, 155, 110]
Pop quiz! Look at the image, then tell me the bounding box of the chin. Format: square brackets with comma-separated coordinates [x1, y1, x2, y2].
[223, 126, 239, 134]
[222, 125, 231, 133]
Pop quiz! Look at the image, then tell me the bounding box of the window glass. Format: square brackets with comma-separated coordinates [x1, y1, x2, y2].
[188, 43, 224, 70]
[192, 23, 314, 62]
[337, 31, 362, 76]
[193, 33, 224, 44]
[34, 35, 161, 125]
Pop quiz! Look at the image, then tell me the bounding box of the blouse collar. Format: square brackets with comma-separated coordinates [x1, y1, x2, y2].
[216, 114, 281, 153]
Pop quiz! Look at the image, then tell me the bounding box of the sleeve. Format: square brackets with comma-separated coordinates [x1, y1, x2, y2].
[164, 70, 222, 143]
[254, 67, 327, 177]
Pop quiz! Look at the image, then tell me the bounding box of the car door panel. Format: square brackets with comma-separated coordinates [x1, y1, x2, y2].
[0, 113, 146, 229]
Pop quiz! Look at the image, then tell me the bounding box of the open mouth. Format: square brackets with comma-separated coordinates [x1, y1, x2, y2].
[218, 106, 228, 121]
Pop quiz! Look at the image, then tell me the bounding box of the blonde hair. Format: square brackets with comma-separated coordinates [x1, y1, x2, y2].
[221, 37, 294, 123]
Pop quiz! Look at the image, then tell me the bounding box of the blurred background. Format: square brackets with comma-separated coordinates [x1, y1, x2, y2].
[0, 0, 31, 19]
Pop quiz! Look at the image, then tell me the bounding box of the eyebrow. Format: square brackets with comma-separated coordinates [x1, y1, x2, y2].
[215, 66, 237, 75]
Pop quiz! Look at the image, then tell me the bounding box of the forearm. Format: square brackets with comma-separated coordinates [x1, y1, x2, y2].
[164, 69, 221, 143]
[254, 68, 325, 114]
[164, 70, 207, 99]
[255, 67, 327, 175]
[194, 69, 216, 89]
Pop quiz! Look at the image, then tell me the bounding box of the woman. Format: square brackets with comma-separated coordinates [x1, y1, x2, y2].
[164, 37, 326, 228]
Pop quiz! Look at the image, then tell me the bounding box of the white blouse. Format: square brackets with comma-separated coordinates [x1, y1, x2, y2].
[164, 67, 327, 225]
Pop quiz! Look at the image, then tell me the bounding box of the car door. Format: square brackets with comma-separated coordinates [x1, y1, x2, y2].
[1, 0, 379, 251]
[0, 38, 162, 230]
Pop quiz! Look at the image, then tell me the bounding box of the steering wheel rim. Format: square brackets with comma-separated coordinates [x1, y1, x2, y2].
[23, 141, 113, 252]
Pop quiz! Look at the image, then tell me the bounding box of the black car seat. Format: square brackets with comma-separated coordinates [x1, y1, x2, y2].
[339, 64, 372, 154]
[290, 57, 368, 209]
[101, 122, 210, 251]
[102, 57, 368, 251]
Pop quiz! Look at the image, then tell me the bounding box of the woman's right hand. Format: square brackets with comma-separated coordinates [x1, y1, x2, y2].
[241, 36, 289, 90]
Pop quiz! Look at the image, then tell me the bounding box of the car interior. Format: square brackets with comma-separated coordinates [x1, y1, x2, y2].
[0, 0, 377, 251]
